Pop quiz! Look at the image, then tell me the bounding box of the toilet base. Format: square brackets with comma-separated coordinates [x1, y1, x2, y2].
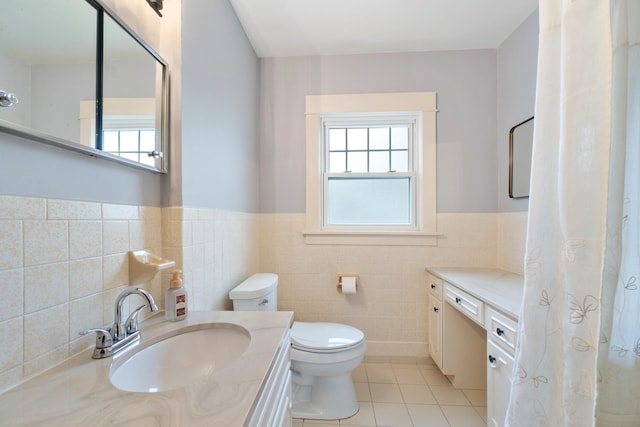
[291, 372, 359, 420]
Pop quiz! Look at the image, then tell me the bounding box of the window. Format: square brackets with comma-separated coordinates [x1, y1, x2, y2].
[103, 115, 156, 166]
[305, 92, 438, 245]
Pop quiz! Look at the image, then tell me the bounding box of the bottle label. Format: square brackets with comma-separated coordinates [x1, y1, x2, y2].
[175, 294, 187, 317]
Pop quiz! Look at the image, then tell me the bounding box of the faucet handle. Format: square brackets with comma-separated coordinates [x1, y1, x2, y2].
[80, 328, 114, 349]
[125, 305, 148, 335]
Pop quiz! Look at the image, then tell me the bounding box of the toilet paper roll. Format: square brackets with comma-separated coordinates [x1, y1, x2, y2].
[340, 276, 357, 294]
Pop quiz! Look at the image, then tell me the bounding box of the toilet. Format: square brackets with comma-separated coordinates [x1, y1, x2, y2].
[229, 273, 366, 420]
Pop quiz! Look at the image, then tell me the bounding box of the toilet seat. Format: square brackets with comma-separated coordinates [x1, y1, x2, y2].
[291, 322, 364, 353]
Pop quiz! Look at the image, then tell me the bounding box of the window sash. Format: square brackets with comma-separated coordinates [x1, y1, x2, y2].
[323, 172, 417, 230]
[321, 116, 417, 230]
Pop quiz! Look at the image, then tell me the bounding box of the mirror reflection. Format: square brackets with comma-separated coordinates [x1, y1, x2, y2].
[0, 0, 96, 145]
[0, 0, 168, 172]
[509, 116, 534, 199]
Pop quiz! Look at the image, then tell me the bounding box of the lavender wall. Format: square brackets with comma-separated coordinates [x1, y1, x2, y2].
[181, 0, 260, 212]
[497, 11, 539, 212]
[259, 50, 498, 213]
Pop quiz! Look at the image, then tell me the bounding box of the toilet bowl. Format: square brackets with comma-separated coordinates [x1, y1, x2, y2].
[229, 273, 366, 420]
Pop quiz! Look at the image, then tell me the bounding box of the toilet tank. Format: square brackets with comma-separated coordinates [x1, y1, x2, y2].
[229, 273, 279, 311]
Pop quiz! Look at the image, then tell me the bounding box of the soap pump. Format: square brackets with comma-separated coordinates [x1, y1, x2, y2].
[165, 270, 187, 321]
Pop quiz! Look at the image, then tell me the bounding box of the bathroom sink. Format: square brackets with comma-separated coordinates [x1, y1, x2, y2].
[110, 323, 251, 393]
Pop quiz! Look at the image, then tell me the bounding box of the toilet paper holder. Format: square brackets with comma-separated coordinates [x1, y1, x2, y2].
[337, 274, 358, 290]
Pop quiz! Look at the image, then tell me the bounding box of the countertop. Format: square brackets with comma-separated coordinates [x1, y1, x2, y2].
[427, 267, 524, 319]
[0, 310, 294, 426]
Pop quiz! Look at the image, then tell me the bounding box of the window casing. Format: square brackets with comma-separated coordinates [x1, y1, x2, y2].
[305, 92, 438, 245]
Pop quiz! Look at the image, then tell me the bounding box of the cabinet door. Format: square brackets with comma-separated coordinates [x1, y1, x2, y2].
[428, 296, 443, 370]
[487, 340, 514, 427]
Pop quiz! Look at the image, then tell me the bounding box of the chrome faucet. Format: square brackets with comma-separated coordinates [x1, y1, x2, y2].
[81, 287, 158, 359]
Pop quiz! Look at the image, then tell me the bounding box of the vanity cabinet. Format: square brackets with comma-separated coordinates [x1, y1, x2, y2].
[486, 307, 518, 427]
[427, 273, 486, 389]
[426, 268, 524, 427]
[247, 329, 292, 427]
[427, 274, 444, 370]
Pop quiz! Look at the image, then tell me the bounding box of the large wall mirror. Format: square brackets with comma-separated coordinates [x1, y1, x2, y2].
[509, 116, 534, 199]
[0, 0, 169, 173]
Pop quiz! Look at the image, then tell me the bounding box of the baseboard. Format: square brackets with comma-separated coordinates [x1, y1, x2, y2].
[364, 340, 429, 358]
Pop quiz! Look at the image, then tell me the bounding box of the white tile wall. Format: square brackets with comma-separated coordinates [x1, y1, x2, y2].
[0, 196, 163, 393]
[259, 212, 503, 357]
[168, 207, 260, 312]
[497, 211, 528, 274]
[0, 194, 526, 393]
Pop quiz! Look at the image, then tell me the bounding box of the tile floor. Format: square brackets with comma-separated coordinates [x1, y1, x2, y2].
[292, 357, 487, 427]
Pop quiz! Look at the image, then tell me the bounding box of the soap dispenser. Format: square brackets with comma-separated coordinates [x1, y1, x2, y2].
[165, 270, 187, 321]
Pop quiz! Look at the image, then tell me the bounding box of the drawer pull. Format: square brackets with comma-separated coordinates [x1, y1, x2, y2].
[431, 283, 436, 289]
[433, 306, 439, 312]
[488, 355, 497, 367]
[455, 297, 461, 304]
[496, 328, 505, 336]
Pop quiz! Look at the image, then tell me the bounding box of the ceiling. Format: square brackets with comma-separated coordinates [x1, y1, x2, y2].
[229, 0, 539, 58]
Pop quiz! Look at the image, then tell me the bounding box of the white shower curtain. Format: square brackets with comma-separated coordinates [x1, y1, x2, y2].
[506, 1, 640, 426]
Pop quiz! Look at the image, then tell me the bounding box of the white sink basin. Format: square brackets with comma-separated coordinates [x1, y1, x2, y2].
[110, 323, 251, 393]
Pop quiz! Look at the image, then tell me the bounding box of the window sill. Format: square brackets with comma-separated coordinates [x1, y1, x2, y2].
[302, 230, 441, 246]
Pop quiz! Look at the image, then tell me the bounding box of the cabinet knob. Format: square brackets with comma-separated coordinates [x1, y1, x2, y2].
[433, 306, 439, 312]
[431, 283, 436, 289]
[496, 327, 505, 336]
[488, 355, 497, 366]
[455, 297, 461, 304]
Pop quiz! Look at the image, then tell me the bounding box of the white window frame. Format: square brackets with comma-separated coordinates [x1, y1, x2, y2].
[304, 92, 438, 245]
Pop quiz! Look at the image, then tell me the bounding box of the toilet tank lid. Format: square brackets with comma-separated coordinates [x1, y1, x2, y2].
[229, 273, 279, 299]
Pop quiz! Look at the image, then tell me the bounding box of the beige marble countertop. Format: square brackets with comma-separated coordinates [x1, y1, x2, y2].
[0, 310, 294, 426]
[427, 267, 524, 319]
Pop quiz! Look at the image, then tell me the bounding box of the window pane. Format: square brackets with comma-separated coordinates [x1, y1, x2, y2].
[391, 151, 409, 172]
[347, 128, 367, 150]
[140, 131, 155, 152]
[391, 127, 409, 149]
[329, 152, 346, 172]
[103, 131, 119, 151]
[369, 128, 389, 150]
[347, 151, 367, 172]
[369, 151, 389, 172]
[119, 152, 139, 162]
[140, 154, 156, 167]
[327, 177, 411, 225]
[329, 128, 346, 151]
[120, 131, 139, 151]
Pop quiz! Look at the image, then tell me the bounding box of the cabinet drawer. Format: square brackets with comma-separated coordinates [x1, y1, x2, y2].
[427, 273, 444, 300]
[444, 284, 484, 326]
[487, 339, 515, 427]
[486, 307, 518, 354]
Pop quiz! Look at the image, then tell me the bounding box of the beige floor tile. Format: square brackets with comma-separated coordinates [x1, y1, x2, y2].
[462, 389, 487, 406]
[340, 402, 377, 426]
[372, 402, 413, 427]
[474, 405, 487, 423]
[399, 384, 437, 405]
[293, 420, 304, 427]
[405, 404, 450, 427]
[420, 368, 451, 386]
[430, 385, 471, 406]
[352, 364, 368, 382]
[440, 405, 486, 427]
[354, 381, 372, 402]
[369, 383, 404, 403]
[365, 366, 396, 383]
[392, 366, 426, 385]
